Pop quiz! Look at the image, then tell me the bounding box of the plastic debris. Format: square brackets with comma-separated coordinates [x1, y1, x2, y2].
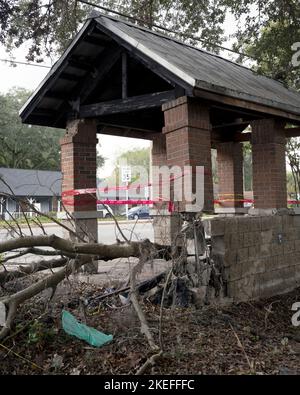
[61, 310, 113, 347]
[119, 294, 130, 305]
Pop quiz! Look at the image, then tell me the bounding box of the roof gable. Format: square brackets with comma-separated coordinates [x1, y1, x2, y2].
[20, 13, 300, 128]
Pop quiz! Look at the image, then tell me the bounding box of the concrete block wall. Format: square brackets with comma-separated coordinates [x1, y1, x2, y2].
[204, 213, 300, 302]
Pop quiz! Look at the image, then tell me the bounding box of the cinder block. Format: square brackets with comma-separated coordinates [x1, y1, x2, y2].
[272, 215, 283, 232]
[285, 229, 297, 241]
[224, 250, 237, 267]
[210, 218, 225, 236]
[261, 216, 273, 230]
[230, 233, 240, 249]
[271, 243, 284, 256]
[237, 247, 249, 263]
[224, 217, 238, 233]
[260, 243, 272, 257]
[263, 256, 277, 270]
[250, 217, 261, 232]
[211, 235, 225, 255]
[248, 245, 260, 259]
[252, 258, 267, 274]
[227, 261, 242, 281]
[240, 260, 264, 277]
[243, 232, 256, 247]
[293, 215, 300, 227]
[234, 275, 254, 301]
[283, 241, 295, 255]
[238, 217, 251, 233]
[261, 230, 273, 244]
[282, 215, 294, 231]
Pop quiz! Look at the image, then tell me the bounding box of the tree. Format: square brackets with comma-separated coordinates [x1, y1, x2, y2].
[0, 88, 64, 170]
[243, 142, 252, 192]
[286, 137, 300, 202]
[225, 1, 300, 197]
[107, 147, 150, 185]
[226, 0, 300, 88]
[0, 0, 228, 62]
[0, 87, 105, 171]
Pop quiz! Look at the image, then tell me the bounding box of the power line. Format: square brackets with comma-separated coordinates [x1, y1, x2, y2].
[0, 58, 51, 69]
[78, 0, 258, 61]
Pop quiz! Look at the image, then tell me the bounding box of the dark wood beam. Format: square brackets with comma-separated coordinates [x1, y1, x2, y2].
[44, 91, 70, 101]
[60, 72, 79, 82]
[212, 128, 300, 145]
[79, 90, 176, 118]
[52, 47, 122, 126]
[286, 127, 300, 138]
[95, 24, 193, 95]
[83, 35, 106, 46]
[78, 47, 122, 104]
[213, 121, 250, 134]
[69, 58, 94, 71]
[195, 88, 300, 124]
[97, 123, 158, 140]
[122, 52, 128, 100]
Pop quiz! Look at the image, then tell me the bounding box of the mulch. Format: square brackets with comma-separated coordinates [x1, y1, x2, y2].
[1, 279, 300, 375]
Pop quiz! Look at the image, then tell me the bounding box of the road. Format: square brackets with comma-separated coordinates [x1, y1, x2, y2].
[0, 219, 154, 244]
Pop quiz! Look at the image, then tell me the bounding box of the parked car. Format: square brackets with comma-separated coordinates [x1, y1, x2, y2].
[97, 204, 113, 218]
[124, 206, 150, 220]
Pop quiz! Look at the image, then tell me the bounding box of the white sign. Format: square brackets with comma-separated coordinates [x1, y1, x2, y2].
[121, 166, 131, 183]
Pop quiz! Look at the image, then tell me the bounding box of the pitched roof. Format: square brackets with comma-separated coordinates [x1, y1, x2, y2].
[20, 13, 300, 127]
[0, 168, 61, 197]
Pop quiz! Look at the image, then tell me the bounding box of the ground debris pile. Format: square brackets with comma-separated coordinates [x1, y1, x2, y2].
[1, 278, 300, 375]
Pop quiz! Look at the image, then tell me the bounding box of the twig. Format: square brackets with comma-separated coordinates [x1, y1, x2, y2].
[130, 291, 159, 352]
[229, 322, 254, 372]
[102, 203, 129, 243]
[135, 351, 163, 375]
[159, 267, 173, 350]
[0, 343, 43, 371]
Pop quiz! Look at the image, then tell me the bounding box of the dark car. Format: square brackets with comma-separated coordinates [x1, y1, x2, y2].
[126, 206, 150, 220]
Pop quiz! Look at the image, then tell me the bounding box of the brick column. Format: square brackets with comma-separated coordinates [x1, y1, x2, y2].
[162, 96, 214, 213]
[151, 134, 182, 244]
[216, 142, 244, 208]
[60, 118, 98, 273]
[251, 119, 287, 209]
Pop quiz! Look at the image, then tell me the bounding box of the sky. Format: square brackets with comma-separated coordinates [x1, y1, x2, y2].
[0, 10, 238, 178]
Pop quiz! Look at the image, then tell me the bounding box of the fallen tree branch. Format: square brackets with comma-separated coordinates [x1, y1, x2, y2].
[0, 258, 68, 285]
[0, 255, 91, 340]
[0, 234, 145, 259]
[130, 291, 159, 351]
[89, 271, 167, 304]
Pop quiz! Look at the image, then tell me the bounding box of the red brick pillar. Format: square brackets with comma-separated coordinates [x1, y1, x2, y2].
[217, 142, 244, 208]
[60, 118, 98, 273]
[251, 119, 287, 209]
[162, 96, 214, 213]
[151, 134, 182, 244]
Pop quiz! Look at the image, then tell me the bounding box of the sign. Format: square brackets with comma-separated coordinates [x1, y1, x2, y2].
[121, 166, 131, 183]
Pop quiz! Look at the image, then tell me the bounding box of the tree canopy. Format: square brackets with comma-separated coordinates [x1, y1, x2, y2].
[0, 88, 64, 170]
[0, 88, 105, 171]
[0, 0, 229, 62]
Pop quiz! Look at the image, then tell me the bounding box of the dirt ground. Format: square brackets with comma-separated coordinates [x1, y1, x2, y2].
[1, 275, 300, 375]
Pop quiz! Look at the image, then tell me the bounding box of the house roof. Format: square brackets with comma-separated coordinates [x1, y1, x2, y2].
[0, 168, 61, 197]
[20, 13, 300, 128]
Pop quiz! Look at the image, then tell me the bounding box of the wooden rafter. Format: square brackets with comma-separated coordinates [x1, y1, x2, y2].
[79, 90, 176, 118]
